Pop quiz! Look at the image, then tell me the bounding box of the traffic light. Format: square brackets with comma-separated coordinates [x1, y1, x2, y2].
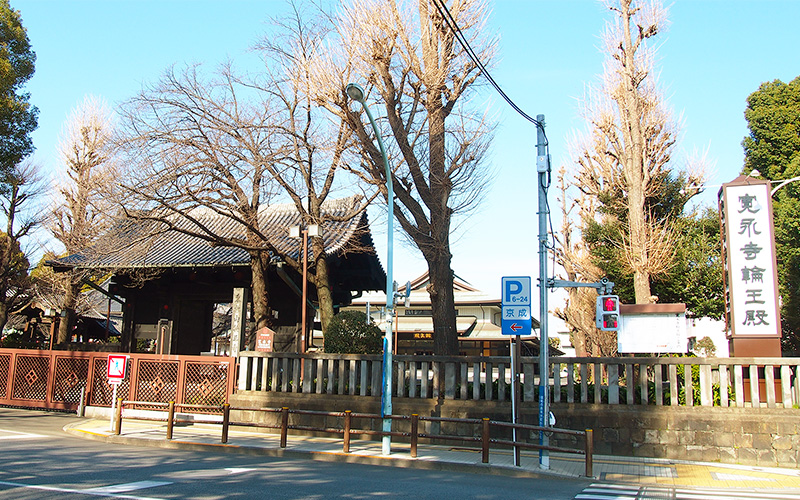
[596, 295, 620, 331]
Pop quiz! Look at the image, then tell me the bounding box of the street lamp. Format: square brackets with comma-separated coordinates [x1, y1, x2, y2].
[346, 82, 395, 456]
[289, 224, 319, 354]
[751, 170, 800, 196]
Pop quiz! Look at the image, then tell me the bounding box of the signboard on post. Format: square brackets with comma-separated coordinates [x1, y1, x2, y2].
[106, 354, 128, 431]
[255, 327, 275, 352]
[617, 303, 687, 353]
[106, 354, 128, 385]
[719, 177, 782, 356]
[501, 276, 532, 335]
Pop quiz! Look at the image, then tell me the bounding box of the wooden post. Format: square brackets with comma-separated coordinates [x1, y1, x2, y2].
[585, 429, 594, 478]
[280, 407, 289, 448]
[481, 418, 490, 464]
[410, 414, 419, 458]
[221, 403, 230, 444]
[343, 410, 352, 453]
[114, 398, 123, 435]
[166, 401, 175, 440]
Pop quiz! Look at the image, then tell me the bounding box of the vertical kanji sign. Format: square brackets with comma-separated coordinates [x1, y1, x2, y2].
[720, 179, 781, 338]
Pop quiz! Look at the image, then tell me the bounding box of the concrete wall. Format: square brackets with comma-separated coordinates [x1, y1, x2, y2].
[230, 392, 800, 468]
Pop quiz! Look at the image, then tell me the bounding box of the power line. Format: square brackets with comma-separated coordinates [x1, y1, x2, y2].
[431, 0, 548, 146]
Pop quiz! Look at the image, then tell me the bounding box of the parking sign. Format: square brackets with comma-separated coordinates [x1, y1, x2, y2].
[501, 277, 532, 335]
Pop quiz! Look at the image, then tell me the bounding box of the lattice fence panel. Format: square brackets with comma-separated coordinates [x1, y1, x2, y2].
[0, 354, 9, 398]
[183, 362, 229, 408]
[90, 357, 130, 406]
[52, 357, 89, 404]
[12, 356, 49, 401]
[137, 360, 178, 405]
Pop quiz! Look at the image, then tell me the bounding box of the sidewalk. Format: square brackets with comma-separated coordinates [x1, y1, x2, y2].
[66, 417, 800, 490]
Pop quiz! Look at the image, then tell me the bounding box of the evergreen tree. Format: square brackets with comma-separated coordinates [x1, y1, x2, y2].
[0, 0, 37, 174]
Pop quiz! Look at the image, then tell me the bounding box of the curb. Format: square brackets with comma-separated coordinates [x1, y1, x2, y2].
[63, 422, 589, 482]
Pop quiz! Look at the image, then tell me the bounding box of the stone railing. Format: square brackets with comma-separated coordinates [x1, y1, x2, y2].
[237, 352, 800, 408]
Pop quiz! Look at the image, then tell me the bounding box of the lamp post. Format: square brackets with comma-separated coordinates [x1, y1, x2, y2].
[770, 176, 800, 196]
[346, 82, 395, 455]
[749, 169, 800, 196]
[290, 224, 319, 354]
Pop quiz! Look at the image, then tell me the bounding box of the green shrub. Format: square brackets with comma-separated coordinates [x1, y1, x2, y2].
[324, 310, 383, 354]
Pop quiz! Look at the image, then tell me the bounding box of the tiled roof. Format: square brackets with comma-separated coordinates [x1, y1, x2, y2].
[49, 196, 377, 270]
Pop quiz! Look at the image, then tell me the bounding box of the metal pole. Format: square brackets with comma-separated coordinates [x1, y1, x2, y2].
[109, 383, 118, 432]
[345, 83, 394, 456]
[301, 229, 308, 354]
[511, 336, 521, 466]
[536, 114, 551, 470]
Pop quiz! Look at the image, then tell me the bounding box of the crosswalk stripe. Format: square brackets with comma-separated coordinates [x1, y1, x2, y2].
[576, 483, 800, 500]
[84, 481, 173, 494]
[0, 429, 45, 439]
[0, 480, 165, 500]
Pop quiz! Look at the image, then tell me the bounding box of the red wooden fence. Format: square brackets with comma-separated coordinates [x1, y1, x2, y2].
[0, 348, 235, 411]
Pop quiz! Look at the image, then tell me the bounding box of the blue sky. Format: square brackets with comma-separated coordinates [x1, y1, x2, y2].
[13, 0, 800, 298]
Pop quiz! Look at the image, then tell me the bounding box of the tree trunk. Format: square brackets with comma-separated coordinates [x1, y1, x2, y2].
[426, 252, 459, 356]
[0, 301, 8, 334]
[249, 251, 272, 331]
[311, 236, 334, 334]
[57, 278, 80, 344]
[628, 180, 652, 302]
[620, 0, 652, 303]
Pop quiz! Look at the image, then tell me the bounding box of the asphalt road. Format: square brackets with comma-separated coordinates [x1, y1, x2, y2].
[0, 407, 590, 499]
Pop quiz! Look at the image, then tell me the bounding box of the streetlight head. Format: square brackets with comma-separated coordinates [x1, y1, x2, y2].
[346, 83, 365, 103]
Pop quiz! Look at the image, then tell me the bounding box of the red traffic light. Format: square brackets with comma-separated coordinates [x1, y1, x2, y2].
[602, 315, 618, 329]
[602, 297, 617, 312]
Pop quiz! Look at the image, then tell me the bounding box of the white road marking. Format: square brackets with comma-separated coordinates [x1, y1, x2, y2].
[84, 481, 173, 494]
[168, 467, 257, 479]
[0, 480, 166, 500]
[0, 429, 45, 439]
[712, 472, 776, 482]
[225, 467, 255, 474]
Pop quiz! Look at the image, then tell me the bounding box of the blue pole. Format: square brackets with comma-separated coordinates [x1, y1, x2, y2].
[536, 114, 550, 470]
[346, 83, 394, 455]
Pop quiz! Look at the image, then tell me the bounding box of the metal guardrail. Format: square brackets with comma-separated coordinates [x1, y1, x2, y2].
[114, 399, 594, 477]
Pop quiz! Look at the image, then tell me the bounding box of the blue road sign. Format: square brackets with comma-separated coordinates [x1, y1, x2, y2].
[501, 277, 532, 335]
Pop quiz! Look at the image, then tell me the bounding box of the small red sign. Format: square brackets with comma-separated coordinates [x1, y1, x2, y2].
[255, 327, 274, 353]
[107, 354, 128, 383]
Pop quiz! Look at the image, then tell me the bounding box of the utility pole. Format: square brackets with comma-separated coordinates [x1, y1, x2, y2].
[536, 114, 551, 470]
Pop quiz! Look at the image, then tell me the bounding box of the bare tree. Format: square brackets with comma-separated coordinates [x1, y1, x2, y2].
[117, 65, 282, 335]
[50, 96, 118, 344]
[310, 0, 496, 355]
[253, 5, 375, 331]
[119, 60, 371, 337]
[567, 0, 703, 304]
[0, 160, 47, 331]
[553, 167, 617, 357]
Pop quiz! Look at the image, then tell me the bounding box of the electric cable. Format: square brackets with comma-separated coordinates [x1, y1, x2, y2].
[430, 0, 548, 146]
[433, 0, 560, 285]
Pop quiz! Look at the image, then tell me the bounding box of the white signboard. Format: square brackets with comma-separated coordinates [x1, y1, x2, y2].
[618, 313, 687, 354]
[722, 182, 781, 337]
